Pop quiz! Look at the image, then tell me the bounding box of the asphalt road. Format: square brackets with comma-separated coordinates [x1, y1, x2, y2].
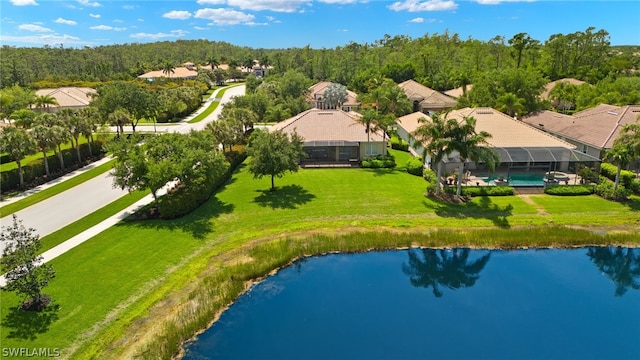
[0, 85, 245, 251]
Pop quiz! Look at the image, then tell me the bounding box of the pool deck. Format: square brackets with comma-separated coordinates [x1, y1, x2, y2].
[458, 172, 582, 187]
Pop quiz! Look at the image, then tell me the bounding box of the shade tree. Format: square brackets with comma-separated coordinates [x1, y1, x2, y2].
[246, 129, 305, 191]
[0, 126, 36, 187]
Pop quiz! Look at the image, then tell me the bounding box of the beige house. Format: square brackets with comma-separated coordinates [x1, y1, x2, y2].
[522, 104, 640, 163]
[398, 79, 457, 114]
[444, 84, 473, 99]
[34, 87, 96, 112]
[396, 108, 599, 177]
[271, 109, 385, 166]
[307, 82, 360, 112]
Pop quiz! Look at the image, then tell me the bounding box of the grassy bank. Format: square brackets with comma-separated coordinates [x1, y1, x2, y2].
[1, 151, 638, 359]
[187, 84, 243, 124]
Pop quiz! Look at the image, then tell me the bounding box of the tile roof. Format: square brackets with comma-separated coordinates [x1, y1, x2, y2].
[522, 104, 640, 149]
[138, 66, 198, 79]
[444, 84, 473, 99]
[307, 81, 359, 106]
[35, 87, 96, 108]
[270, 109, 384, 144]
[398, 79, 457, 108]
[397, 108, 576, 149]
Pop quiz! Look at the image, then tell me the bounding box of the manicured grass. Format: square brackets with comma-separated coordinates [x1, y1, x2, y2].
[187, 84, 243, 124]
[38, 190, 149, 253]
[0, 159, 115, 216]
[1, 153, 638, 358]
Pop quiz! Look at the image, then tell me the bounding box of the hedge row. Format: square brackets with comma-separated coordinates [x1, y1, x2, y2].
[444, 185, 515, 197]
[600, 163, 637, 188]
[156, 151, 247, 219]
[544, 185, 594, 196]
[1, 142, 104, 193]
[390, 137, 409, 152]
[406, 157, 424, 176]
[361, 154, 396, 169]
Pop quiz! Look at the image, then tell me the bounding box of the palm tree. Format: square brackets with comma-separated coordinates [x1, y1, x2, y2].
[450, 116, 500, 197]
[0, 126, 36, 187]
[411, 112, 457, 195]
[402, 248, 491, 298]
[33, 94, 59, 112]
[108, 108, 131, 137]
[322, 83, 348, 110]
[495, 92, 526, 118]
[31, 124, 56, 176]
[604, 121, 640, 190]
[9, 109, 37, 129]
[162, 61, 175, 78]
[207, 56, 220, 69]
[76, 107, 100, 157]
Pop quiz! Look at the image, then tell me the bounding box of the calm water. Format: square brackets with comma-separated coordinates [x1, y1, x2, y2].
[483, 173, 545, 186]
[183, 248, 640, 360]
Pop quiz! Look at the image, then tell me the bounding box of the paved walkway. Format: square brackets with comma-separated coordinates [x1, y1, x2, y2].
[0, 85, 245, 287]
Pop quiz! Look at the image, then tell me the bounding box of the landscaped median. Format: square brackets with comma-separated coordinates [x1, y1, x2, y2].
[1, 151, 638, 359]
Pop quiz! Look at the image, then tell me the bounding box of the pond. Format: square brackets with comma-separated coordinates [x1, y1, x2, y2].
[182, 247, 640, 359]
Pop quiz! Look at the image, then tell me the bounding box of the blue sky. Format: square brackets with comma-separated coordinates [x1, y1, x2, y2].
[1, 0, 639, 49]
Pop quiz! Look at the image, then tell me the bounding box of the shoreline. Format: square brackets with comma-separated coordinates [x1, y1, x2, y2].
[108, 225, 640, 359]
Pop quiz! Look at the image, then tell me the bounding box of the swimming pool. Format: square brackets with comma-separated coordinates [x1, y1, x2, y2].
[482, 173, 546, 187]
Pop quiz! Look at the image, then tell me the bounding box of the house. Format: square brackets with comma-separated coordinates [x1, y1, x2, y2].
[398, 79, 457, 114]
[307, 82, 360, 112]
[396, 108, 600, 176]
[444, 84, 473, 99]
[34, 87, 96, 112]
[540, 78, 587, 99]
[270, 109, 385, 166]
[138, 64, 199, 80]
[521, 104, 640, 164]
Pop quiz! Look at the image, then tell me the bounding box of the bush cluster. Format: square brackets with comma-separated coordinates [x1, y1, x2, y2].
[544, 185, 594, 196]
[361, 154, 395, 168]
[390, 137, 409, 152]
[600, 163, 636, 188]
[156, 151, 246, 219]
[423, 168, 438, 195]
[444, 185, 514, 197]
[594, 176, 630, 201]
[405, 157, 424, 176]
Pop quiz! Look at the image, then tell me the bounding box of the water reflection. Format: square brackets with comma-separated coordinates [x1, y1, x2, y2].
[402, 248, 491, 297]
[587, 247, 640, 296]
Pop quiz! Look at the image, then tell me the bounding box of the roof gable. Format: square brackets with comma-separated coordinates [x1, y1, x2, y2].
[35, 87, 96, 107]
[271, 109, 383, 143]
[398, 79, 456, 107]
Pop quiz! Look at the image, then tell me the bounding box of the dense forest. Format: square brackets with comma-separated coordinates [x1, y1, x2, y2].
[1, 27, 639, 91]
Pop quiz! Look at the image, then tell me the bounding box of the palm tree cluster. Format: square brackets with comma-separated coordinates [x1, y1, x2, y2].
[412, 112, 500, 197]
[0, 107, 102, 187]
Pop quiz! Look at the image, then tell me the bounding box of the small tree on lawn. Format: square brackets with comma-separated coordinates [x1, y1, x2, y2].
[1, 215, 55, 311]
[247, 129, 305, 191]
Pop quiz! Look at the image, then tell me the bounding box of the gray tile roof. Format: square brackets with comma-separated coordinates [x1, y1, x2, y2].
[522, 104, 640, 149]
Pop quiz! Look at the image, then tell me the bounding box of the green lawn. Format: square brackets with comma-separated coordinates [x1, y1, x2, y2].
[1, 152, 638, 358]
[187, 84, 243, 124]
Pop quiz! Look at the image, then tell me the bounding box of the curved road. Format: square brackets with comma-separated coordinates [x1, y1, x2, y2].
[0, 85, 245, 246]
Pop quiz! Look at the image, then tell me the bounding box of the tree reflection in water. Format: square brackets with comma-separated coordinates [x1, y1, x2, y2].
[402, 248, 491, 297]
[587, 247, 640, 297]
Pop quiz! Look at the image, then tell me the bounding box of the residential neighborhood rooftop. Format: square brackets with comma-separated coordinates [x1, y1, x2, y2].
[34, 87, 96, 109]
[398, 79, 457, 109]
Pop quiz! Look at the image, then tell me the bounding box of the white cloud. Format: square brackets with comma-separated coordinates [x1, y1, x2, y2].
[123, 5, 137, 10]
[77, 0, 101, 7]
[410, 17, 424, 23]
[197, 0, 226, 4]
[226, 0, 311, 13]
[18, 23, 53, 32]
[163, 10, 192, 20]
[130, 30, 188, 40]
[90, 25, 126, 31]
[388, 0, 457, 12]
[138, 18, 144, 22]
[1, 34, 85, 46]
[89, 13, 101, 18]
[113, 19, 124, 23]
[195, 8, 256, 25]
[11, 0, 38, 6]
[54, 18, 77, 25]
[194, 26, 210, 30]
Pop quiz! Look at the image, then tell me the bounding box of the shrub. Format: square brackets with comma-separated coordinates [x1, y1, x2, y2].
[361, 154, 396, 168]
[444, 186, 514, 197]
[390, 137, 409, 151]
[405, 158, 424, 176]
[577, 166, 598, 184]
[423, 168, 438, 195]
[544, 185, 594, 196]
[594, 176, 630, 201]
[629, 179, 640, 195]
[600, 163, 636, 188]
